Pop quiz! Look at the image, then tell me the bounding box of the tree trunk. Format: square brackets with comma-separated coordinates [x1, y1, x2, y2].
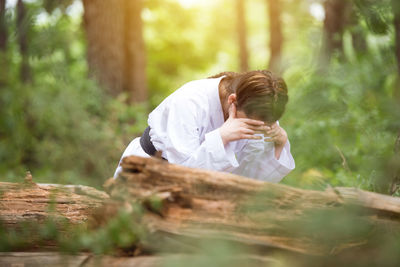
[0, 0, 7, 85]
[236, 0, 248, 72]
[83, 0, 125, 96]
[16, 0, 31, 83]
[390, 130, 400, 195]
[348, 5, 367, 58]
[351, 26, 367, 55]
[0, 0, 6, 52]
[393, 0, 400, 78]
[82, 0, 147, 102]
[105, 156, 400, 256]
[267, 0, 283, 74]
[124, 0, 147, 103]
[393, 1, 400, 163]
[320, 0, 349, 65]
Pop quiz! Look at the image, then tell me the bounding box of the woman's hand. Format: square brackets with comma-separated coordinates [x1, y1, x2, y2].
[219, 104, 265, 145]
[264, 122, 288, 147]
[264, 122, 288, 160]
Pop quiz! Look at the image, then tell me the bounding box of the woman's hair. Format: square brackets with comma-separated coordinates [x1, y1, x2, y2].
[209, 70, 288, 123]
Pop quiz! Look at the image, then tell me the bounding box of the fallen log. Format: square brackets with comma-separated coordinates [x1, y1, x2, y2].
[0, 173, 109, 230]
[0, 252, 281, 267]
[2, 158, 400, 260]
[105, 156, 400, 256]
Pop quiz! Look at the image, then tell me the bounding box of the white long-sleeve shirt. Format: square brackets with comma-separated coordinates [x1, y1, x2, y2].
[114, 76, 295, 182]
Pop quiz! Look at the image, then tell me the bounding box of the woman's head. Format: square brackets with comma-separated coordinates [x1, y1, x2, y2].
[212, 70, 289, 123]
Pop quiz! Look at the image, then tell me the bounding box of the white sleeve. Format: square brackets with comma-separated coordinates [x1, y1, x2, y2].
[232, 138, 295, 183]
[149, 97, 239, 171]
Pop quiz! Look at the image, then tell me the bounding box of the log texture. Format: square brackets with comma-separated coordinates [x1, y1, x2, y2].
[105, 156, 400, 256]
[0, 173, 109, 230]
[0, 252, 280, 267]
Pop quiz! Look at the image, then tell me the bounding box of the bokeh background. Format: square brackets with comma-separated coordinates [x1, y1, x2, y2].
[1, 0, 399, 195]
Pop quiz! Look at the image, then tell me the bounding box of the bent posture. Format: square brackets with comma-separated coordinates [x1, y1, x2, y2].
[114, 70, 295, 182]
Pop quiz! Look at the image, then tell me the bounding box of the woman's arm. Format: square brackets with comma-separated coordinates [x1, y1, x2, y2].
[149, 97, 267, 172]
[149, 97, 239, 171]
[263, 122, 288, 160]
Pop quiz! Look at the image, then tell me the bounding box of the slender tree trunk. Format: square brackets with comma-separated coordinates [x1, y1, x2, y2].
[236, 0, 248, 72]
[16, 0, 31, 83]
[348, 5, 367, 58]
[0, 0, 6, 52]
[267, 0, 283, 74]
[124, 0, 147, 103]
[393, 0, 400, 109]
[0, 0, 7, 85]
[83, 0, 125, 96]
[390, 130, 400, 195]
[392, 1, 400, 196]
[393, 0, 400, 78]
[351, 26, 367, 55]
[83, 0, 147, 103]
[320, 0, 349, 65]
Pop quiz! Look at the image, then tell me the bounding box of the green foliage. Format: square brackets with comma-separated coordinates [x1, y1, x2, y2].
[144, 0, 239, 107]
[0, 59, 121, 186]
[354, 0, 393, 35]
[282, 51, 400, 193]
[0, 4, 147, 187]
[163, 240, 257, 267]
[60, 206, 145, 255]
[42, 0, 74, 14]
[0, 0, 400, 260]
[283, 205, 400, 266]
[1, 0, 399, 192]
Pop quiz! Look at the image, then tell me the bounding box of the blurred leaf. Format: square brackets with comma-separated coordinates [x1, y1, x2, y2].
[42, 0, 74, 14]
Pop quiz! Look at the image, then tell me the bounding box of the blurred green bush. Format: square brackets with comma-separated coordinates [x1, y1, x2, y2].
[0, 10, 148, 187]
[0, 0, 399, 195]
[282, 52, 400, 194]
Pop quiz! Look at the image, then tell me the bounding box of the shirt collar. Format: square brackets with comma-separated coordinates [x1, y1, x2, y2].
[208, 76, 225, 129]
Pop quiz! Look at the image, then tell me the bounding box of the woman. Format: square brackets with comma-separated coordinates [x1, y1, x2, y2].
[114, 70, 295, 182]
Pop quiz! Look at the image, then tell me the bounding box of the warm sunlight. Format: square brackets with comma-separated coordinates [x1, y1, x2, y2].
[1, 1, 400, 265]
[177, 0, 199, 8]
[177, 0, 215, 9]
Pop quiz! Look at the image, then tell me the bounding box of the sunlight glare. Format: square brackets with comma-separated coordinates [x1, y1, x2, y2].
[178, 0, 200, 9]
[309, 3, 325, 21]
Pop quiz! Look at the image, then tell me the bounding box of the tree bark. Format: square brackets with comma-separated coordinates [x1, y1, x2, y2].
[236, 0, 248, 72]
[3, 157, 400, 259]
[348, 5, 367, 57]
[0, 252, 280, 267]
[105, 156, 400, 256]
[320, 0, 350, 65]
[0, 0, 6, 52]
[0, 0, 7, 86]
[16, 0, 31, 83]
[267, 0, 283, 74]
[390, 130, 400, 195]
[393, 0, 400, 185]
[124, 0, 147, 103]
[0, 174, 109, 231]
[82, 0, 147, 102]
[350, 26, 367, 56]
[393, 0, 400, 78]
[83, 0, 125, 96]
